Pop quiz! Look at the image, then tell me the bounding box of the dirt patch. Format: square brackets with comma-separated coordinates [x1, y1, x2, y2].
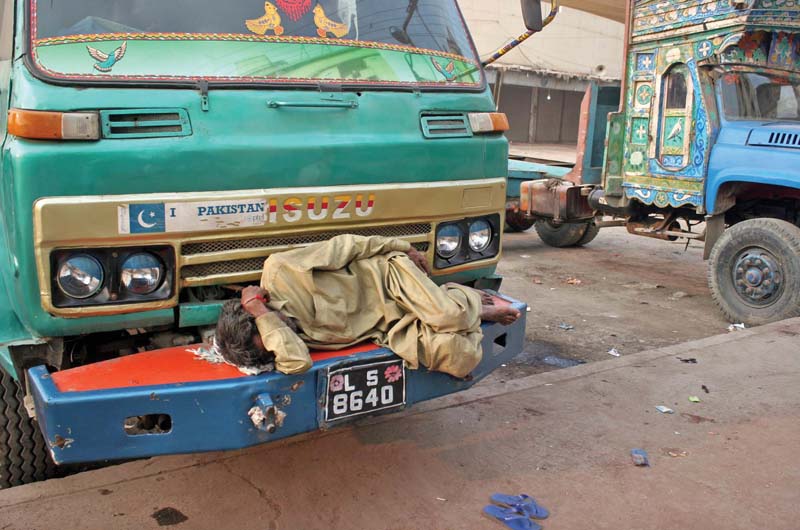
[486, 227, 730, 384]
[152, 507, 189, 526]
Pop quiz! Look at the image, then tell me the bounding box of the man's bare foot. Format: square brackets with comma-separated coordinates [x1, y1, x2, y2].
[480, 304, 521, 325]
[480, 291, 495, 306]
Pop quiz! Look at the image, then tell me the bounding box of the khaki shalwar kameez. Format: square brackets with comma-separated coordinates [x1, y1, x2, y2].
[253, 235, 484, 378]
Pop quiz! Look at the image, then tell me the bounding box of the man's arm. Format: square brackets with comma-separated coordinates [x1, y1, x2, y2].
[254, 313, 312, 375]
[242, 287, 312, 375]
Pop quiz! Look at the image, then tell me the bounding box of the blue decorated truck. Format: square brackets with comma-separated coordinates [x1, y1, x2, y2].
[520, 1, 800, 326]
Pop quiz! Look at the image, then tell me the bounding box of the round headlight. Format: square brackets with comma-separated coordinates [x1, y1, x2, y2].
[436, 225, 462, 259]
[57, 255, 104, 299]
[468, 220, 493, 252]
[121, 253, 164, 295]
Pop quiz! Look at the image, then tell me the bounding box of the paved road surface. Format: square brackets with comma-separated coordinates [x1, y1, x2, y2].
[2, 318, 797, 530]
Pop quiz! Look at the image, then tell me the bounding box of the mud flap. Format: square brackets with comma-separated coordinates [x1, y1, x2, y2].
[28, 296, 526, 465]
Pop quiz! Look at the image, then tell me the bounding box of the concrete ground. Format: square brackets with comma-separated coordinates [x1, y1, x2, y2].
[509, 143, 577, 165]
[489, 226, 731, 382]
[2, 318, 798, 530]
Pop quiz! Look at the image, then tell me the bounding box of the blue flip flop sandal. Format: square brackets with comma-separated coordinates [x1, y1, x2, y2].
[483, 505, 542, 530]
[490, 493, 550, 520]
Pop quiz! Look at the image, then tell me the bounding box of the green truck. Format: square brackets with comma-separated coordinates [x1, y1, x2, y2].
[0, 0, 544, 487]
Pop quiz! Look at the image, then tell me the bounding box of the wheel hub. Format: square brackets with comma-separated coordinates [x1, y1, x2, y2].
[733, 249, 783, 306]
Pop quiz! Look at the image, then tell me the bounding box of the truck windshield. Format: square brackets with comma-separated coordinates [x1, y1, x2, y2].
[29, 0, 482, 88]
[719, 72, 800, 122]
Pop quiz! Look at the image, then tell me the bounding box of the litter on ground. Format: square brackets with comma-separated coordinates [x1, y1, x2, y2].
[655, 405, 675, 414]
[630, 449, 650, 466]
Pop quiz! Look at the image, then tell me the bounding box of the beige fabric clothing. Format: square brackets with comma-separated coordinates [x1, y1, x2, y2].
[255, 234, 484, 378]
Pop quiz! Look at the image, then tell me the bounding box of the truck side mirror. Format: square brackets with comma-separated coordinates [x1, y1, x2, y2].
[521, 0, 544, 31]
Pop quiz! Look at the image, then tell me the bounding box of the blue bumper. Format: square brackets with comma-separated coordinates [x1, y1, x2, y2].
[29, 297, 526, 465]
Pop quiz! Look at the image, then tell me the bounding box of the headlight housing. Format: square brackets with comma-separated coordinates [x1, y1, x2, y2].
[50, 246, 174, 309]
[434, 214, 501, 270]
[121, 253, 164, 295]
[57, 255, 104, 299]
[468, 219, 493, 252]
[436, 225, 462, 259]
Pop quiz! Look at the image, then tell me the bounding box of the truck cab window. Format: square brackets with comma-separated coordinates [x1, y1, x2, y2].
[719, 72, 800, 122]
[665, 69, 688, 109]
[658, 64, 693, 167]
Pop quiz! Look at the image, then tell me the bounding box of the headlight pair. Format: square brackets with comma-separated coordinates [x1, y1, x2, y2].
[435, 215, 501, 269]
[51, 247, 174, 308]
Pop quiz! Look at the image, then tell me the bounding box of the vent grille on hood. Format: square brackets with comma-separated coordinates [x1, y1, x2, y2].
[100, 109, 192, 139]
[420, 113, 472, 139]
[748, 129, 800, 149]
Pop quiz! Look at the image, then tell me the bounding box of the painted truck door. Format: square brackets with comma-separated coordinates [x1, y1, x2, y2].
[623, 50, 711, 210]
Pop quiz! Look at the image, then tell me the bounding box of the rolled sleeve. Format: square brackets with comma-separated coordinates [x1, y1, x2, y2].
[255, 312, 312, 375]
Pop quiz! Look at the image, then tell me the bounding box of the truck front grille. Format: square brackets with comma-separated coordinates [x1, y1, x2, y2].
[181, 223, 432, 256]
[179, 224, 432, 285]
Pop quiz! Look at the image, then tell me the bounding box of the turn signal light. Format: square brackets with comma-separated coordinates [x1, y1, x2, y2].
[468, 112, 510, 134]
[8, 109, 100, 140]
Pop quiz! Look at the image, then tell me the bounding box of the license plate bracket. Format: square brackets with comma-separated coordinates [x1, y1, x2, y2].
[324, 358, 406, 423]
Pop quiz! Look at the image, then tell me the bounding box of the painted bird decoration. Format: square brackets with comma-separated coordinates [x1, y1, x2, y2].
[87, 41, 127, 72]
[313, 5, 349, 38]
[431, 57, 457, 81]
[666, 119, 684, 141]
[246, 1, 285, 36]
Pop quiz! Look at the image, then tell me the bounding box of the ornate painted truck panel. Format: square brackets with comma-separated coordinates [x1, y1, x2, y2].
[522, 0, 800, 326]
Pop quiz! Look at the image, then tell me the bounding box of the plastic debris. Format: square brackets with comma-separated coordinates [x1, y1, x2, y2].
[565, 277, 582, 286]
[727, 323, 746, 332]
[702, 385, 710, 394]
[526, 307, 532, 312]
[630, 449, 650, 466]
[677, 357, 698, 364]
[608, 348, 621, 357]
[665, 449, 688, 458]
[521, 255, 531, 259]
[688, 396, 701, 403]
[558, 322, 575, 331]
[655, 405, 674, 414]
[436, 497, 447, 502]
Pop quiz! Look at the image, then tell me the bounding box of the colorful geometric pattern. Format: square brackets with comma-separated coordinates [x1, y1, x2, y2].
[636, 52, 656, 71]
[631, 117, 650, 145]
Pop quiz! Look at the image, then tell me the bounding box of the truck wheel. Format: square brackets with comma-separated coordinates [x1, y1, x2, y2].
[708, 218, 800, 326]
[1, 369, 59, 488]
[535, 220, 595, 248]
[575, 220, 600, 246]
[505, 210, 535, 232]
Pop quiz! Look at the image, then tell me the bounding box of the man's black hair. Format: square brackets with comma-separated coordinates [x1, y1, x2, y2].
[215, 299, 275, 367]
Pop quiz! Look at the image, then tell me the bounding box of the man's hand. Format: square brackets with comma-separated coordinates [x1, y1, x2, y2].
[406, 247, 431, 276]
[241, 286, 270, 318]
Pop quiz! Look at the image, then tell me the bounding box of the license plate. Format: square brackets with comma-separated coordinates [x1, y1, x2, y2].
[325, 359, 406, 422]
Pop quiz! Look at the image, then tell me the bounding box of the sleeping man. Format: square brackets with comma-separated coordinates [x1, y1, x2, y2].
[214, 234, 520, 379]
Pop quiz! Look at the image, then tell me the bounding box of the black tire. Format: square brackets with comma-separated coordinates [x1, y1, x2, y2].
[505, 210, 535, 233]
[534, 220, 594, 248]
[1, 369, 59, 489]
[575, 220, 601, 246]
[708, 218, 800, 326]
